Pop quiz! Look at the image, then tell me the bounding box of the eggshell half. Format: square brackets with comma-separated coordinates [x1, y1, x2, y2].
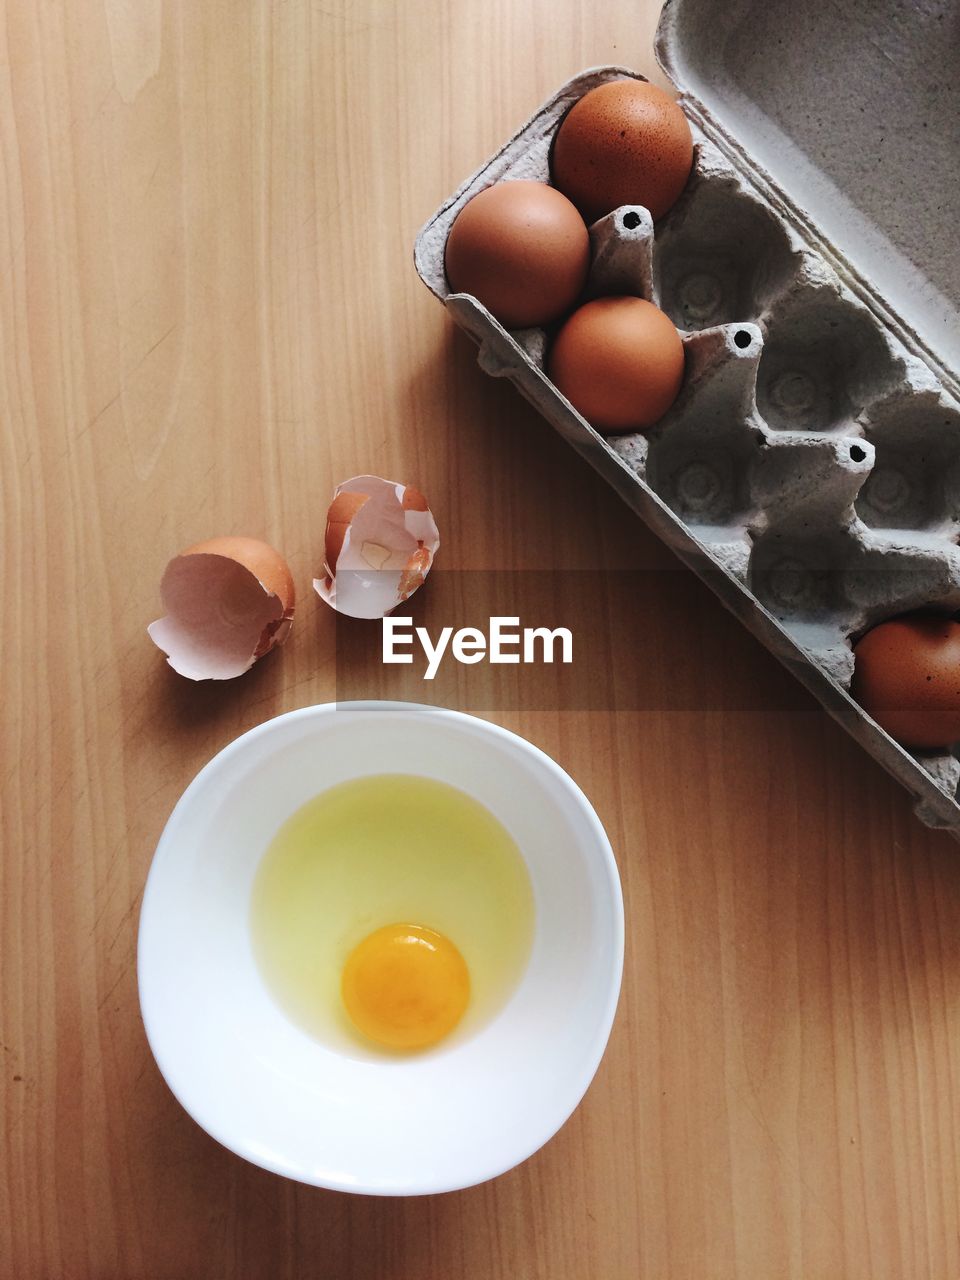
[148, 536, 295, 680]
[314, 476, 440, 619]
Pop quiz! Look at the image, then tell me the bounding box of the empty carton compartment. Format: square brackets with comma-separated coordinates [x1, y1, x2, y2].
[757, 282, 901, 433]
[646, 321, 764, 529]
[749, 524, 865, 627]
[856, 391, 960, 534]
[842, 537, 960, 624]
[655, 161, 799, 331]
[646, 423, 759, 530]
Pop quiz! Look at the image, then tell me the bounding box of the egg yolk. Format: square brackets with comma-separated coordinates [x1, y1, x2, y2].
[341, 923, 470, 1050]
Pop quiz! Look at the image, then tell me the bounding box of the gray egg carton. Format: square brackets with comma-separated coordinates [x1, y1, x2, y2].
[414, 0, 960, 836]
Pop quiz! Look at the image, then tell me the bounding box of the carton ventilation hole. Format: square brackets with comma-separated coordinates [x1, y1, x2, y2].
[849, 445, 867, 463]
[621, 211, 642, 230]
[734, 330, 752, 349]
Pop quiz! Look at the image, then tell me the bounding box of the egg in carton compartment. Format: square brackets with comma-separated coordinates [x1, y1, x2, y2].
[415, 16, 960, 834]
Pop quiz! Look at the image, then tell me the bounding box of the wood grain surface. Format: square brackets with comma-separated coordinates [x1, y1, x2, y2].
[2, 2, 959, 1277]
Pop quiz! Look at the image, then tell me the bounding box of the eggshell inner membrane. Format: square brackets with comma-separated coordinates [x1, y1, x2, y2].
[148, 553, 287, 680]
[324, 492, 370, 575]
[314, 475, 440, 619]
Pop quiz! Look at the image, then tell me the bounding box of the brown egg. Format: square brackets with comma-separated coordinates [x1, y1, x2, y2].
[551, 79, 693, 224]
[547, 297, 684, 433]
[444, 181, 590, 328]
[852, 614, 960, 749]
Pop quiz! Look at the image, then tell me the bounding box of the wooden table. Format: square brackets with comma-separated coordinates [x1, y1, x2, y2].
[3, 2, 959, 1276]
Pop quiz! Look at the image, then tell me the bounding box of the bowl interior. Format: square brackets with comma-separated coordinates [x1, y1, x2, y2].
[138, 702, 623, 1194]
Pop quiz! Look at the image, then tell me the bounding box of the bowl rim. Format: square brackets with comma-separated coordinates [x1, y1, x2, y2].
[137, 700, 625, 1196]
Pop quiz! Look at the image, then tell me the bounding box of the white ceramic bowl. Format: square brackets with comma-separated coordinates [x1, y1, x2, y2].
[138, 702, 623, 1195]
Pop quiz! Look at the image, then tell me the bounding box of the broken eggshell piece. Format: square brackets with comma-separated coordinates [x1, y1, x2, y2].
[314, 476, 440, 619]
[148, 536, 295, 680]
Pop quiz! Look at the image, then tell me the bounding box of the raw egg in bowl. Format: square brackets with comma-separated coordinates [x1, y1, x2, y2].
[137, 702, 623, 1195]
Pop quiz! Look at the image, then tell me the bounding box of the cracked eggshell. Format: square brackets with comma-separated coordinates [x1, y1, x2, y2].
[314, 476, 440, 620]
[148, 536, 295, 681]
